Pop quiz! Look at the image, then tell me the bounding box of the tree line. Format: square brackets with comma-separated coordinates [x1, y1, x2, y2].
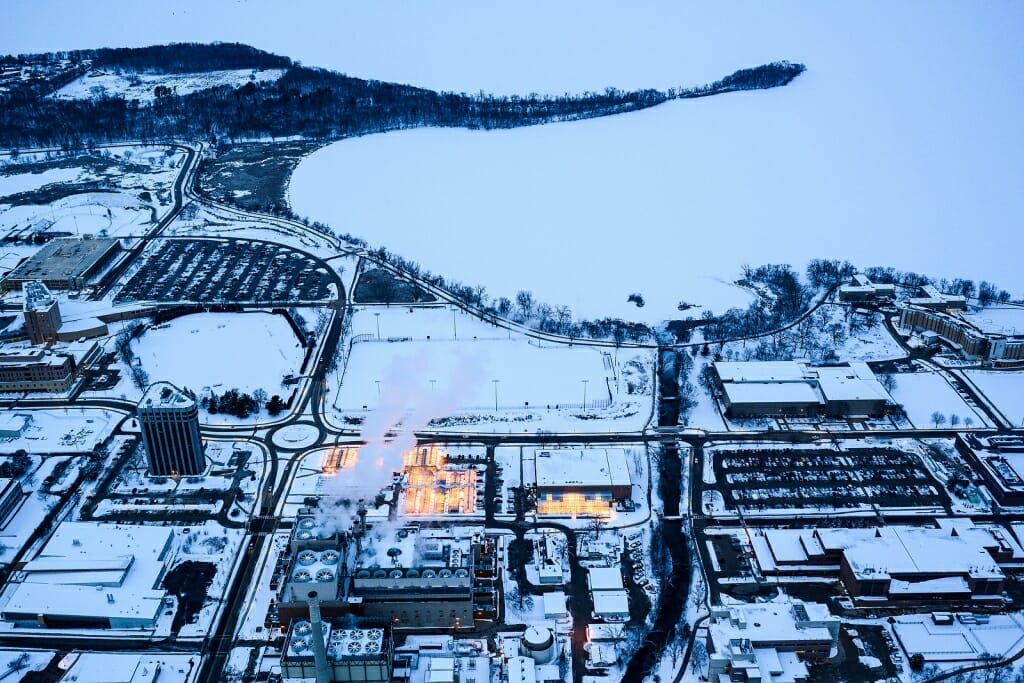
[0, 43, 805, 148]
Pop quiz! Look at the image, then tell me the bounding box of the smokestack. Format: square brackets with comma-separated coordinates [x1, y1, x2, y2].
[307, 591, 331, 683]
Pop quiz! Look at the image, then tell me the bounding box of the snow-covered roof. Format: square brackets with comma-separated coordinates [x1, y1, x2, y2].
[723, 380, 822, 406]
[813, 364, 891, 403]
[817, 524, 1005, 580]
[715, 361, 806, 383]
[1, 521, 173, 624]
[542, 591, 568, 618]
[708, 596, 838, 651]
[139, 381, 195, 410]
[587, 567, 625, 592]
[591, 590, 630, 617]
[535, 448, 631, 490]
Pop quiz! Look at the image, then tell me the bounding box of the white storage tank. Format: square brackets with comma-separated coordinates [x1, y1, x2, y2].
[520, 625, 555, 664]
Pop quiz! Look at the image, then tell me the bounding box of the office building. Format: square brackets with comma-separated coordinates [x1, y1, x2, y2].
[23, 281, 61, 345]
[138, 381, 205, 476]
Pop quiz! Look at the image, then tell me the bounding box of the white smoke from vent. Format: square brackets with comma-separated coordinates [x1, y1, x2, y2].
[321, 346, 486, 504]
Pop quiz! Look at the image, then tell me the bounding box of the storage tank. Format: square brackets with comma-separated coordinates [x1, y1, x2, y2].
[520, 625, 555, 664]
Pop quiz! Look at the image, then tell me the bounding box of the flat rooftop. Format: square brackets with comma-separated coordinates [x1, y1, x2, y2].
[534, 448, 632, 490]
[139, 381, 195, 410]
[723, 381, 822, 406]
[4, 237, 119, 284]
[22, 281, 56, 312]
[715, 361, 806, 383]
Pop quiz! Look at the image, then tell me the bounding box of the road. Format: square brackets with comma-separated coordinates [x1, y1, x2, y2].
[6, 139, 1021, 682]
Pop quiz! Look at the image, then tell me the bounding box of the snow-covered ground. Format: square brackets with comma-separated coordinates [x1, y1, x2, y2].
[964, 370, 1024, 428]
[50, 68, 285, 102]
[0, 146, 184, 239]
[0, 409, 115, 455]
[888, 370, 990, 429]
[57, 651, 200, 682]
[329, 308, 653, 433]
[284, 3, 1023, 323]
[335, 338, 611, 412]
[133, 311, 303, 396]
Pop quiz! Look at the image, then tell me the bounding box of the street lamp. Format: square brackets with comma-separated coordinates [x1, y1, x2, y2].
[453, 308, 458, 339]
[430, 379, 437, 394]
[375, 380, 381, 398]
[582, 379, 589, 408]
[493, 379, 500, 412]
[374, 312, 381, 340]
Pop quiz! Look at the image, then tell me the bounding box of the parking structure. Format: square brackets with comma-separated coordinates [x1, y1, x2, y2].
[114, 238, 334, 304]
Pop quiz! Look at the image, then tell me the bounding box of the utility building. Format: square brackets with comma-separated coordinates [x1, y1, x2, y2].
[138, 381, 205, 476]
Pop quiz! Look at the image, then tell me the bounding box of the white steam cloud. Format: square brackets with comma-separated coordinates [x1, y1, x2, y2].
[319, 345, 486, 510]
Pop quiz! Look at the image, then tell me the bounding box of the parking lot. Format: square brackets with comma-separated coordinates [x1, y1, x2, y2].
[712, 447, 945, 511]
[115, 238, 335, 304]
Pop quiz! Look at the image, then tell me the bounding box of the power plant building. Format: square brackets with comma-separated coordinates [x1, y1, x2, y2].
[138, 381, 205, 476]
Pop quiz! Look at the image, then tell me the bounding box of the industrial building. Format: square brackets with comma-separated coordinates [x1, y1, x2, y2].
[713, 361, 893, 418]
[586, 566, 630, 622]
[956, 434, 1024, 506]
[281, 613, 393, 683]
[138, 381, 206, 476]
[900, 305, 1024, 364]
[392, 635, 494, 683]
[0, 341, 99, 393]
[706, 596, 839, 683]
[838, 273, 896, 303]
[533, 448, 632, 516]
[749, 520, 1023, 605]
[278, 506, 498, 631]
[2, 236, 120, 292]
[23, 281, 61, 345]
[0, 521, 174, 629]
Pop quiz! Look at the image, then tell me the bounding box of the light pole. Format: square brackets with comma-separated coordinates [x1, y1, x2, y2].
[453, 308, 458, 340]
[430, 379, 437, 394]
[493, 379, 500, 412]
[582, 379, 588, 409]
[374, 312, 381, 340]
[375, 380, 381, 398]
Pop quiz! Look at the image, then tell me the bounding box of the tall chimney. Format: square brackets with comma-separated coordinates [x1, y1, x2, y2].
[307, 591, 332, 683]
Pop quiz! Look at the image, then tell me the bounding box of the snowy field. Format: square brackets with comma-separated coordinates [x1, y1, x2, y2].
[889, 371, 990, 429]
[59, 650, 200, 682]
[50, 68, 285, 102]
[283, 3, 1023, 323]
[133, 312, 302, 396]
[335, 338, 612, 412]
[0, 146, 184, 239]
[0, 409, 114, 455]
[964, 370, 1024, 428]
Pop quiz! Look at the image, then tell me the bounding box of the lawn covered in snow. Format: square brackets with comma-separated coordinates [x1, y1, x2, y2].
[287, 3, 1023, 323]
[335, 337, 611, 412]
[50, 68, 285, 103]
[133, 311, 302, 396]
[888, 370, 989, 429]
[964, 370, 1024, 428]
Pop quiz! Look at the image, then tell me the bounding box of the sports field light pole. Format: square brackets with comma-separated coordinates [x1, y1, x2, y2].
[582, 379, 588, 409]
[493, 379, 500, 411]
[374, 312, 381, 340]
[430, 379, 437, 394]
[375, 380, 381, 398]
[453, 308, 458, 340]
